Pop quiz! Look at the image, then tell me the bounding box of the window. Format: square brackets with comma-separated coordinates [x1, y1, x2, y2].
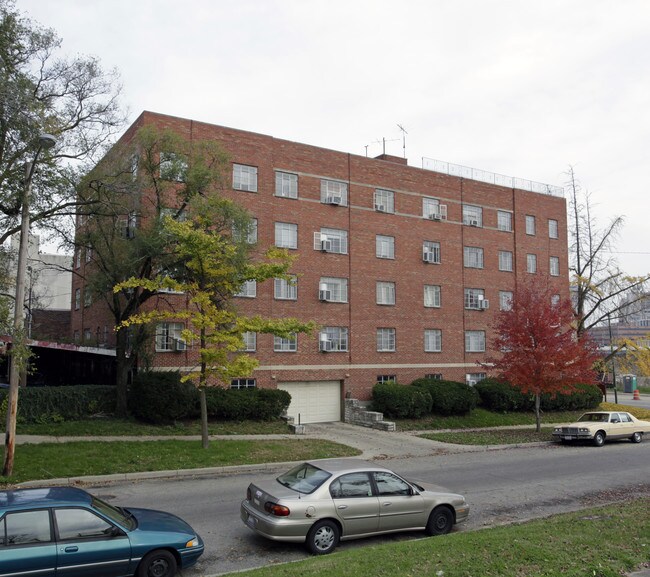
[84, 328, 92, 343]
[233, 218, 258, 244]
[85, 246, 92, 263]
[315, 228, 348, 254]
[55, 508, 113, 540]
[160, 207, 187, 222]
[330, 472, 373, 499]
[236, 280, 257, 298]
[374, 189, 394, 213]
[75, 250, 81, 269]
[233, 164, 258, 192]
[373, 471, 412, 496]
[425, 373, 443, 380]
[231, 378, 256, 389]
[275, 222, 298, 249]
[498, 250, 513, 272]
[321, 179, 348, 206]
[423, 197, 446, 220]
[275, 171, 298, 198]
[465, 330, 486, 352]
[551, 294, 561, 307]
[274, 333, 297, 352]
[527, 254, 537, 273]
[549, 219, 559, 239]
[550, 256, 560, 276]
[376, 235, 395, 259]
[377, 375, 397, 383]
[376, 281, 396, 305]
[5, 510, 51, 545]
[74, 288, 81, 310]
[464, 288, 486, 309]
[241, 331, 256, 352]
[274, 276, 297, 300]
[497, 210, 512, 232]
[525, 215, 536, 235]
[463, 204, 482, 226]
[319, 327, 349, 352]
[130, 154, 139, 179]
[84, 288, 92, 308]
[424, 284, 441, 308]
[155, 322, 184, 351]
[377, 328, 396, 352]
[119, 211, 138, 239]
[464, 246, 484, 268]
[466, 372, 486, 385]
[319, 277, 348, 302]
[423, 241, 441, 264]
[424, 329, 442, 352]
[160, 152, 187, 181]
[499, 291, 513, 311]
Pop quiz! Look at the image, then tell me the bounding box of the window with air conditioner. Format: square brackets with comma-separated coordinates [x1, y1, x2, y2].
[462, 204, 482, 226]
[319, 327, 348, 352]
[319, 277, 348, 303]
[314, 228, 348, 254]
[374, 189, 394, 213]
[155, 322, 185, 352]
[464, 288, 485, 309]
[423, 197, 446, 220]
[423, 241, 441, 264]
[321, 179, 348, 206]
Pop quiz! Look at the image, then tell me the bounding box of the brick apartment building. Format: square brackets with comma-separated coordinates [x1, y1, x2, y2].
[71, 111, 569, 423]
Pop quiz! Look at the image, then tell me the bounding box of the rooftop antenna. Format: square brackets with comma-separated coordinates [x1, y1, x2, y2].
[397, 124, 408, 158]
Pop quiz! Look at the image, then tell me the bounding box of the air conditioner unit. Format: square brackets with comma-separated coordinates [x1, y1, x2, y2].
[326, 195, 342, 205]
[480, 299, 490, 310]
[423, 251, 436, 263]
[375, 204, 385, 212]
[469, 219, 479, 227]
[320, 239, 332, 252]
[319, 289, 332, 302]
[174, 338, 187, 351]
[319, 334, 333, 352]
[428, 212, 441, 220]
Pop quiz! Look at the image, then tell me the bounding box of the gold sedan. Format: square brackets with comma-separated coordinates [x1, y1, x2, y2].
[553, 411, 650, 446]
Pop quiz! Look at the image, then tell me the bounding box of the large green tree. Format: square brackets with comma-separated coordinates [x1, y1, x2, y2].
[116, 196, 316, 447]
[0, 0, 124, 245]
[73, 125, 231, 417]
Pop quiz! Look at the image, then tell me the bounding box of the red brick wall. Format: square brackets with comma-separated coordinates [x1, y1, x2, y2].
[71, 111, 569, 399]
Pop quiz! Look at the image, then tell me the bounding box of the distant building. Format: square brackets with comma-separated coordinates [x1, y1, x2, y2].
[72, 111, 569, 423]
[589, 294, 650, 349]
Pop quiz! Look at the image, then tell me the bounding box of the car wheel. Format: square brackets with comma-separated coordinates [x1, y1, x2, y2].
[631, 432, 642, 444]
[137, 549, 177, 577]
[306, 520, 340, 555]
[593, 431, 606, 447]
[426, 506, 454, 536]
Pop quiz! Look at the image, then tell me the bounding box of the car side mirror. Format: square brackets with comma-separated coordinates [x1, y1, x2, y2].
[109, 526, 124, 538]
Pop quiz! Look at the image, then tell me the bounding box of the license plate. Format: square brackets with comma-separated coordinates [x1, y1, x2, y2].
[563, 436, 575, 440]
[246, 513, 257, 529]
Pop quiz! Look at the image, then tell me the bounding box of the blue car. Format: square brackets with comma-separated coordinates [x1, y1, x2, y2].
[0, 486, 204, 577]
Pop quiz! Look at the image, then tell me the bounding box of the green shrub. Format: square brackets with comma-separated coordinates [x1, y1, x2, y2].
[411, 378, 479, 415]
[474, 378, 533, 412]
[129, 372, 199, 424]
[0, 385, 116, 423]
[371, 382, 432, 418]
[540, 384, 602, 411]
[204, 387, 291, 421]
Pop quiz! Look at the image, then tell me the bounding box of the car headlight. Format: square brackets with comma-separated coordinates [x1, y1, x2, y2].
[186, 537, 200, 548]
[579, 428, 589, 433]
[553, 427, 561, 432]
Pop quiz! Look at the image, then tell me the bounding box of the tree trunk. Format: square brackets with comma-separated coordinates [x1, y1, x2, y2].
[114, 330, 131, 418]
[534, 393, 541, 433]
[2, 383, 19, 477]
[200, 387, 209, 449]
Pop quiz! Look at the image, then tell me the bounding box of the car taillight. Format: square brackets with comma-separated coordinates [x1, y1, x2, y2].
[247, 487, 251, 501]
[264, 502, 290, 516]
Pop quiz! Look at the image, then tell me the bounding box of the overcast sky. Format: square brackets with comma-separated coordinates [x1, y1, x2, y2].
[17, 0, 650, 276]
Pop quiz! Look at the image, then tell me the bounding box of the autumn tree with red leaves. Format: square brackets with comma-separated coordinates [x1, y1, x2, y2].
[482, 276, 599, 431]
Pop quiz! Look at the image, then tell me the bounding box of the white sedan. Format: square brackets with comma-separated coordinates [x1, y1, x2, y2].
[553, 411, 650, 446]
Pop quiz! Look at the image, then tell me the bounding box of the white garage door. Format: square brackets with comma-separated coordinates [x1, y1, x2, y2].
[278, 380, 341, 424]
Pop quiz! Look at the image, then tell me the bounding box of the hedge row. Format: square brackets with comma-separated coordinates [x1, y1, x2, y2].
[411, 378, 479, 415]
[129, 371, 291, 424]
[0, 385, 116, 424]
[371, 382, 432, 419]
[474, 379, 602, 412]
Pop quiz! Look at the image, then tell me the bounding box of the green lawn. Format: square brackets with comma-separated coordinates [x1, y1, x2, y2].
[420, 427, 556, 445]
[229, 499, 650, 577]
[0, 439, 360, 485]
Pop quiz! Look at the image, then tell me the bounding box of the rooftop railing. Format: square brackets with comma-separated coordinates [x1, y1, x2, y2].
[422, 157, 564, 197]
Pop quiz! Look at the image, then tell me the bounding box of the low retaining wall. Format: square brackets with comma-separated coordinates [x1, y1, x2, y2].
[344, 398, 395, 431]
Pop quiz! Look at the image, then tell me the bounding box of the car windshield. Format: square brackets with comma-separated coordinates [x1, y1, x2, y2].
[277, 463, 332, 494]
[91, 496, 136, 530]
[578, 413, 608, 423]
